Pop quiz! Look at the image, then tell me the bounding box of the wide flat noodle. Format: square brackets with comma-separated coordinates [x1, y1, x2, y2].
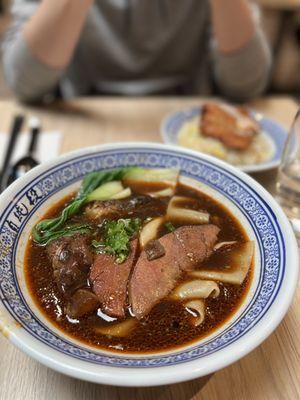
[94, 319, 137, 337]
[185, 299, 205, 326]
[189, 242, 254, 285]
[139, 216, 165, 248]
[167, 196, 210, 224]
[171, 280, 220, 300]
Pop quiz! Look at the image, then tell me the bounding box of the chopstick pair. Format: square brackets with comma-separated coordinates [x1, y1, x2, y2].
[0, 114, 24, 192]
[0, 115, 41, 192]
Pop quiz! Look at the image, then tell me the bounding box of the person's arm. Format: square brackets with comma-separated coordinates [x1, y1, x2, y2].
[209, 0, 272, 100]
[2, 0, 93, 102]
[24, 0, 93, 69]
[210, 0, 255, 53]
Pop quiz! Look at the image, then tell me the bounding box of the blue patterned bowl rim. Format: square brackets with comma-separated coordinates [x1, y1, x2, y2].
[160, 106, 288, 173]
[0, 143, 298, 387]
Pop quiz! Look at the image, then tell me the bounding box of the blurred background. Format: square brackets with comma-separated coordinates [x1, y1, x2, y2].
[0, 0, 299, 100]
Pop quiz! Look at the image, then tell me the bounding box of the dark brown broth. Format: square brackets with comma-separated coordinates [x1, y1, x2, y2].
[25, 183, 252, 353]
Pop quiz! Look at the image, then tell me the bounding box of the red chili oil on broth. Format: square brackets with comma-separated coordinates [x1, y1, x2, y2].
[25, 182, 253, 353]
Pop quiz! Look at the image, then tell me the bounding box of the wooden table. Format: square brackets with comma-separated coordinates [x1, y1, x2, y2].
[0, 96, 299, 400]
[257, 0, 300, 9]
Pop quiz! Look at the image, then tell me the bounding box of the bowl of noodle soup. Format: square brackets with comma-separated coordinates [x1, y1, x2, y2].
[0, 143, 298, 386]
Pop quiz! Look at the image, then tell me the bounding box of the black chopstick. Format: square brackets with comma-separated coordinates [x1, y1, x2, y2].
[0, 114, 25, 192]
[28, 117, 41, 156]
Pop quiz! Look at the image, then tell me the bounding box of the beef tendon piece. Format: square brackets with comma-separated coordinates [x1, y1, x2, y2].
[65, 289, 100, 318]
[46, 234, 93, 296]
[201, 102, 260, 150]
[90, 239, 138, 318]
[129, 224, 219, 319]
[84, 196, 167, 222]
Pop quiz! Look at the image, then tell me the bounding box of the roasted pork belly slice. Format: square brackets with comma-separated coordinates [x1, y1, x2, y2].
[90, 239, 138, 318]
[129, 225, 219, 319]
[201, 103, 259, 150]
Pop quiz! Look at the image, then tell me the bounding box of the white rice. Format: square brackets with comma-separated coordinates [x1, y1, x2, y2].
[177, 117, 274, 167]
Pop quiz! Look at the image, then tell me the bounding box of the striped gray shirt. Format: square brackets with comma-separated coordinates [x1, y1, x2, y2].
[2, 0, 271, 102]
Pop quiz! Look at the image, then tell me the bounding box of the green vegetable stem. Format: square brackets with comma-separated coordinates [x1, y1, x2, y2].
[32, 168, 132, 245]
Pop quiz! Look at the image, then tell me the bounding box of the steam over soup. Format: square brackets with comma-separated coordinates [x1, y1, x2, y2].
[25, 167, 254, 353]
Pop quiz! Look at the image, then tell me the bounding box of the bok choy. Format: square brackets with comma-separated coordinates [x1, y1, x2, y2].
[124, 168, 179, 187]
[33, 168, 132, 245]
[86, 181, 128, 202]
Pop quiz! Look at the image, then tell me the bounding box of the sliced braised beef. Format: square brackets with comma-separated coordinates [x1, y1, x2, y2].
[90, 239, 138, 318]
[129, 225, 219, 319]
[85, 196, 167, 222]
[65, 289, 100, 318]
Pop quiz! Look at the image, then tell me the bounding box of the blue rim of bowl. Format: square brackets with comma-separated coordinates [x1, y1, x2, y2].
[0, 147, 286, 368]
[160, 106, 288, 173]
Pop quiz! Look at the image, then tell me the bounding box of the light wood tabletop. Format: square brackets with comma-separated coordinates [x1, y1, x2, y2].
[0, 96, 299, 400]
[257, 0, 300, 9]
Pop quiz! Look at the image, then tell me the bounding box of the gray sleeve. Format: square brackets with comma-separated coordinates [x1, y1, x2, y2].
[1, 1, 64, 103]
[212, 11, 272, 101]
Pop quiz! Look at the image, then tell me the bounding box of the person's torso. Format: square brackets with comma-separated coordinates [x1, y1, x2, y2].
[63, 0, 212, 96]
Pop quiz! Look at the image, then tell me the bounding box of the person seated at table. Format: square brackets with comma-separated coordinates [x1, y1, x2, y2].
[2, 0, 271, 103]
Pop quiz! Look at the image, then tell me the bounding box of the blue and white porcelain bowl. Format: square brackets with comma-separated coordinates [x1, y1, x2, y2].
[0, 143, 298, 387]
